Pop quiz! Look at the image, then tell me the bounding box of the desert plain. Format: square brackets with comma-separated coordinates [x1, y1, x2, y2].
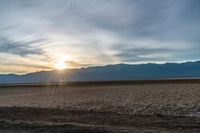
[0, 80, 200, 132]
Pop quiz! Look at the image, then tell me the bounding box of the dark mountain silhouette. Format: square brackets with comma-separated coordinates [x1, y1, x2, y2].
[0, 61, 200, 84]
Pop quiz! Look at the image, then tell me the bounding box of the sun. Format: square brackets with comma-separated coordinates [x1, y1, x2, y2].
[54, 60, 67, 70]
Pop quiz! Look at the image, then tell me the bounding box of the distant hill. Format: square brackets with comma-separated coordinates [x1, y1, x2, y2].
[0, 61, 200, 84]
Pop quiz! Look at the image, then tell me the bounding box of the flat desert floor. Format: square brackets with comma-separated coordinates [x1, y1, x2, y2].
[0, 81, 200, 132]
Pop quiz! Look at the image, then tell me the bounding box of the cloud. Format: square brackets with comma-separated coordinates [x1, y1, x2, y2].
[0, 0, 200, 73]
[114, 48, 173, 62]
[0, 36, 45, 57]
[110, 38, 195, 63]
[112, 45, 174, 62]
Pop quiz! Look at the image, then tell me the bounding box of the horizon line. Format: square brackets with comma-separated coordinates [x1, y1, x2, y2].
[1, 60, 199, 75]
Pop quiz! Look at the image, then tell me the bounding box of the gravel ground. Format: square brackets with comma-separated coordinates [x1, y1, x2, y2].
[0, 83, 200, 116]
[1, 82, 200, 132]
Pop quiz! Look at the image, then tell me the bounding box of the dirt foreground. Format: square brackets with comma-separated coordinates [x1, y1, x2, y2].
[0, 107, 200, 133]
[1, 81, 200, 132]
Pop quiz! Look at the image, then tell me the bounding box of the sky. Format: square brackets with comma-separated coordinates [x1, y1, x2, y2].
[0, 0, 199, 74]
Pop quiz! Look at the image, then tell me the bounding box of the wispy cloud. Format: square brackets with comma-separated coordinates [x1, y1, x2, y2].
[0, 0, 199, 73]
[0, 36, 45, 57]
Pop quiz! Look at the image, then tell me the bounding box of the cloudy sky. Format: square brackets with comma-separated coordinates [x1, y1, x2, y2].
[0, 0, 199, 73]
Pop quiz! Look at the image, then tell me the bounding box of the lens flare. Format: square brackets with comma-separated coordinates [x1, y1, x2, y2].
[54, 60, 67, 70]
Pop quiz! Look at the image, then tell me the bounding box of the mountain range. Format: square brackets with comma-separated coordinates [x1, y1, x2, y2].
[0, 61, 200, 84]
